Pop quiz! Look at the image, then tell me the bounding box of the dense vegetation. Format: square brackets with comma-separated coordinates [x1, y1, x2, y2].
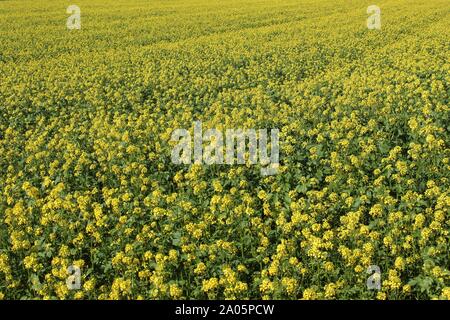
[0, 0, 449, 299]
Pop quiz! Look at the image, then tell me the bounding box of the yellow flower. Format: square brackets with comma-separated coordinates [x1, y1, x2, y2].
[302, 288, 317, 300]
[202, 278, 219, 292]
[169, 284, 182, 298]
[324, 283, 336, 299]
[83, 279, 95, 292]
[394, 257, 405, 270]
[441, 287, 450, 300]
[194, 262, 207, 275]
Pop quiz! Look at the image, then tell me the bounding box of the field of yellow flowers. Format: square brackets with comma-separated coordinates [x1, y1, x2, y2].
[0, 0, 449, 300]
